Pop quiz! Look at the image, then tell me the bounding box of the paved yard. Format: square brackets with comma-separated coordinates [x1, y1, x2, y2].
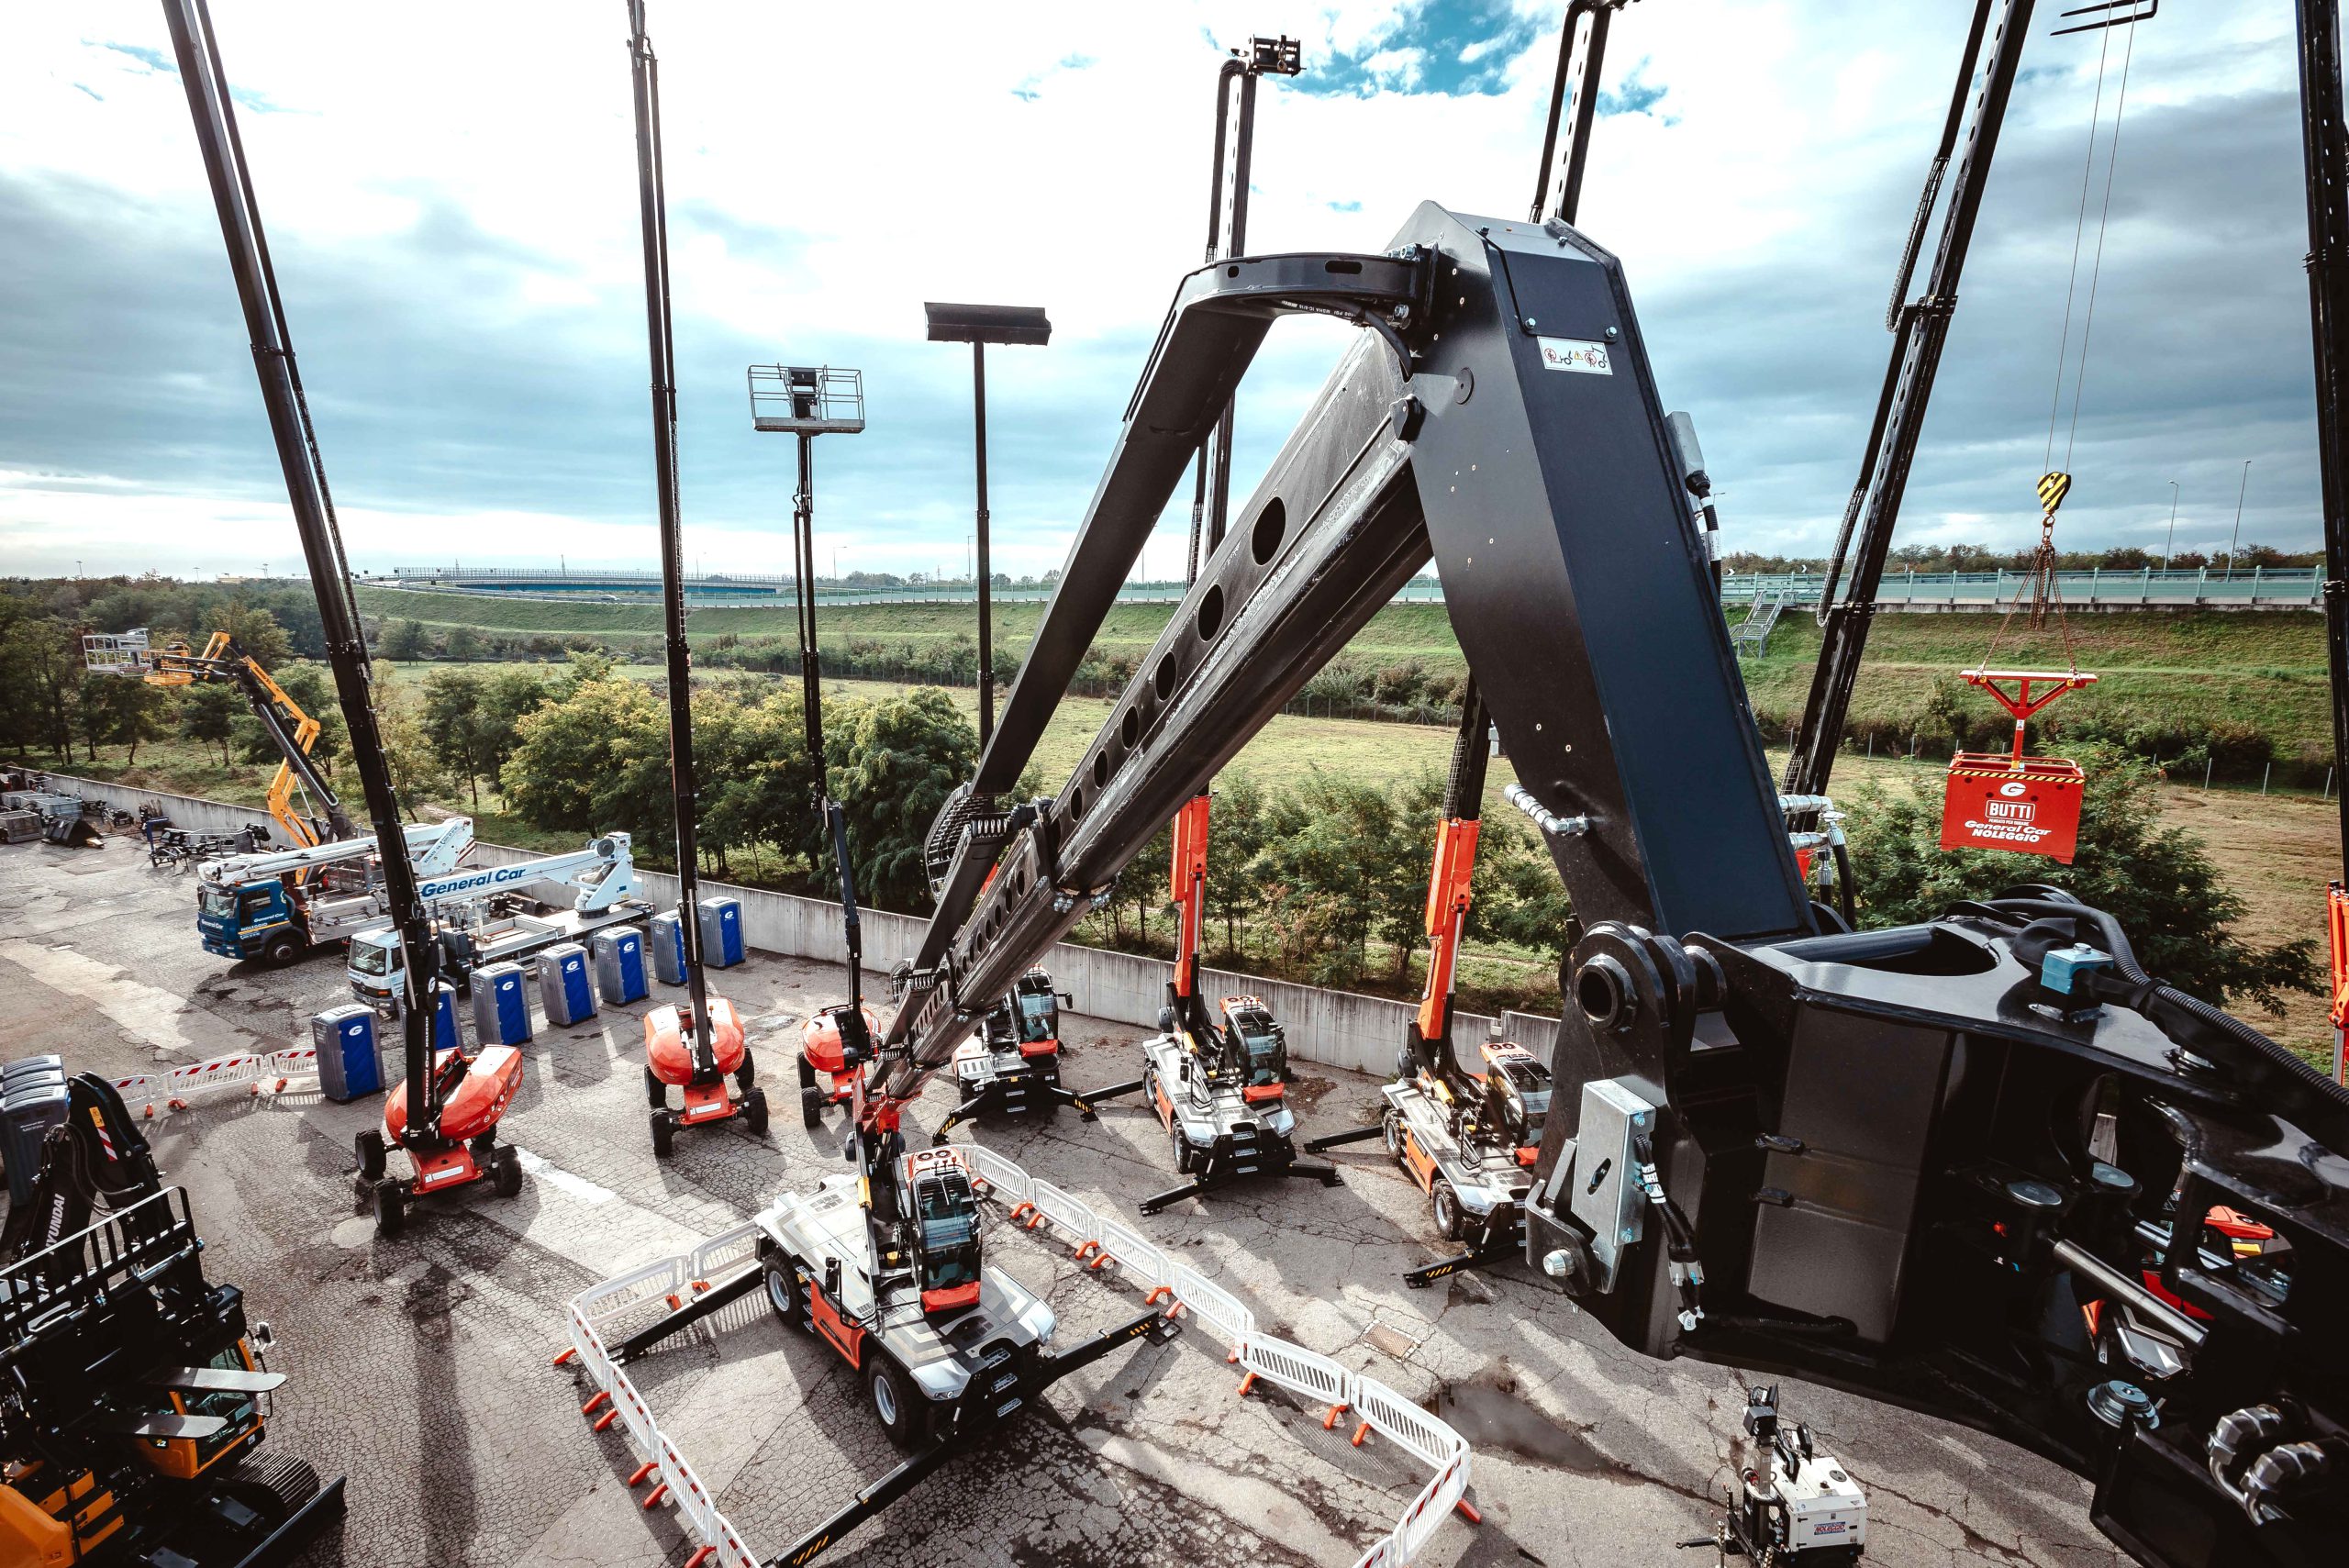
[0, 835, 2119, 1568]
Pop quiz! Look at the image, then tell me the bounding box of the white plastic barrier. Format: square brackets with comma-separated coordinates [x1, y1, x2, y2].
[1166, 1261, 1254, 1355]
[1240, 1336, 1353, 1419]
[566, 1229, 763, 1568]
[966, 1143, 1032, 1209]
[1088, 1211, 1169, 1300]
[110, 1046, 323, 1118]
[1026, 1179, 1099, 1251]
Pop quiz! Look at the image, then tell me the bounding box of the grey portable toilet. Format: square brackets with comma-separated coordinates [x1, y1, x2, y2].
[592, 926, 648, 1006]
[473, 961, 534, 1046]
[311, 1004, 381, 1102]
[0, 1057, 70, 1207]
[651, 910, 688, 986]
[696, 895, 745, 968]
[539, 942, 596, 1027]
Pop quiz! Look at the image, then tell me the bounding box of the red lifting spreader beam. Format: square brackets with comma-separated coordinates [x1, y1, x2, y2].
[1958, 668, 2098, 764]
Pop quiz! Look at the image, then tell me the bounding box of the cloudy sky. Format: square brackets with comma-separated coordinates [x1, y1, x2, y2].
[0, 1, 2318, 584]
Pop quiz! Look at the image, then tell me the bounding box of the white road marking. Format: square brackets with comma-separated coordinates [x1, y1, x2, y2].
[510, 1146, 618, 1205]
[0, 938, 262, 1060]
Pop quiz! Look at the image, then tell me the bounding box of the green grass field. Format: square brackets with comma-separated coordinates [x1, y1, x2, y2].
[356, 584, 2333, 758]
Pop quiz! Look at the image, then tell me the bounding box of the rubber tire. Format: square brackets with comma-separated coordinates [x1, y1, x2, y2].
[493, 1145, 523, 1198]
[354, 1129, 386, 1183]
[373, 1182, 406, 1238]
[651, 1110, 676, 1160]
[735, 1046, 757, 1097]
[262, 932, 302, 968]
[644, 1066, 667, 1109]
[220, 1455, 321, 1523]
[800, 1085, 824, 1130]
[1170, 1122, 1196, 1176]
[1431, 1179, 1464, 1242]
[1382, 1110, 1405, 1163]
[743, 1089, 770, 1139]
[867, 1357, 928, 1451]
[762, 1252, 806, 1329]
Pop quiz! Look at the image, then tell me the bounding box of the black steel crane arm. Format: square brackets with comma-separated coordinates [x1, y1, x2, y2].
[901, 248, 1431, 1002]
[884, 203, 1809, 1098]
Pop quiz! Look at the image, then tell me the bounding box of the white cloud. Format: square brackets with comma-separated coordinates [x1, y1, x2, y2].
[0, 1, 2322, 582]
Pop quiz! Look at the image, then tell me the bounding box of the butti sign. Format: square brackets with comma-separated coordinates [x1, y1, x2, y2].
[1940, 758, 2085, 863]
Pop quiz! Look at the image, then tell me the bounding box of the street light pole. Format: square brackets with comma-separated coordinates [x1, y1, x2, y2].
[924, 302, 1051, 757]
[2165, 479, 2179, 570]
[2227, 458, 2253, 578]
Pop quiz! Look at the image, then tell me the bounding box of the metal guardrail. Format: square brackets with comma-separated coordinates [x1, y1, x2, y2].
[365, 565, 2320, 609]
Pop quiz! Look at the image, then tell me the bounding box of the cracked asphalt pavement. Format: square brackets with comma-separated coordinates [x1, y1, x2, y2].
[0, 837, 2121, 1568]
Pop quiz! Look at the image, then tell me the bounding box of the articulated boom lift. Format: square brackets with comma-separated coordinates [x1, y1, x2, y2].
[84, 629, 350, 855]
[1311, 683, 1558, 1286]
[852, 179, 2349, 1567]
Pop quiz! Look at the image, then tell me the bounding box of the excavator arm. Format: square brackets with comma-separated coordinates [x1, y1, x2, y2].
[146, 632, 353, 851]
[854, 199, 2349, 1567]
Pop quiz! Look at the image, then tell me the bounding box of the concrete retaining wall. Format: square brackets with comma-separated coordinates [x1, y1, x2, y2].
[35, 773, 1563, 1077]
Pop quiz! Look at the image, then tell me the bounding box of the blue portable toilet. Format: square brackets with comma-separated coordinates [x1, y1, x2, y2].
[696, 896, 745, 968]
[651, 910, 688, 985]
[592, 926, 648, 1006]
[539, 942, 596, 1027]
[472, 961, 533, 1046]
[311, 1004, 381, 1102]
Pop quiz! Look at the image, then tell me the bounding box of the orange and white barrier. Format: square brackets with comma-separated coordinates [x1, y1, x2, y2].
[110, 1046, 322, 1118]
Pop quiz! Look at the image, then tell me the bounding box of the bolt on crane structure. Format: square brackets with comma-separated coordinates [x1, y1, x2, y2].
[162, 0, 525, 1235]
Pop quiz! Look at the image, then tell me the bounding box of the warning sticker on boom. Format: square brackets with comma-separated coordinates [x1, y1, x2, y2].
[1537, 337, 1614, 375]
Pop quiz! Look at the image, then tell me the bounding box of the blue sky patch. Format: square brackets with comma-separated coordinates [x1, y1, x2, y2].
[1295, 0, 1546, 99]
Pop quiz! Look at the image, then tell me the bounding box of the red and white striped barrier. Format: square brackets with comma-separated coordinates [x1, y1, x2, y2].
[556, 1145, 1473, 1568]
[110, 1046, 323, 1119]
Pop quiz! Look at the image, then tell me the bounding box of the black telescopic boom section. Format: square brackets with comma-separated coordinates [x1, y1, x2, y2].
[1531, 1, 1624, 225]
[794, 434, 825, 768]
[1784, 0, 2031, 799]
[2299, 0, 2349, 871]
[625, 0, 712, 1059]
[974, 342, 994, 750]
[161, 0, 441, 1137]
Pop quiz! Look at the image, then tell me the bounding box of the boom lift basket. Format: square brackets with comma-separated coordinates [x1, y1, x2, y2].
[1938, 668, 2095, 863]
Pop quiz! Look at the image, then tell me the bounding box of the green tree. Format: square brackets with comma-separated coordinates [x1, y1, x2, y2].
[1846, 744, 2321, 1016]
[378, 618, 429, 662]
[1248, 772, 1424, 985]
[420, 668, 491, 808]
[181, 683, 243, 766]
[76, 673, 172, 765]
[475, 667, 551, 795]
[206, 601, 291, 669]
[443, 623, 484, 662]
[824, 688, 977, 911]
[501, 672, 666, 835]
[371, 662, 448, 816]
[703, 690, 820, 883]
[1204, 773, 1269, 961]
[0, 614, 81, 760]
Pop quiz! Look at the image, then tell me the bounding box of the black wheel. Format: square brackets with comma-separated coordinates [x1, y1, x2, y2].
[651, 1111, 674, 1160]
[493, 1145, 523, 1198]
[262, 932, 302, 968]
[800, 1085, 823, 1130]
[374, 1182, 406, 1238]
[219, 1455, 321, 1523]
[1396, 1044, 1415, 1081]
[743, 1089, 769, 1139]
[734, 1046, 757, 1096]
[761, 1251, 805, 1329]
[1431, 1179, 1464, 1241]
[644, 1066, 667, 1109]
[867, 1357, 929, 1451]
[354, 1129, 386, 1183]
[1169, 1122, 1196, 1176]
[1382, 1110, 1405, 1163]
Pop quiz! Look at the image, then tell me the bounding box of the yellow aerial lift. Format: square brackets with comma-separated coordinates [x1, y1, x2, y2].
[83, 629, 352, 854]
